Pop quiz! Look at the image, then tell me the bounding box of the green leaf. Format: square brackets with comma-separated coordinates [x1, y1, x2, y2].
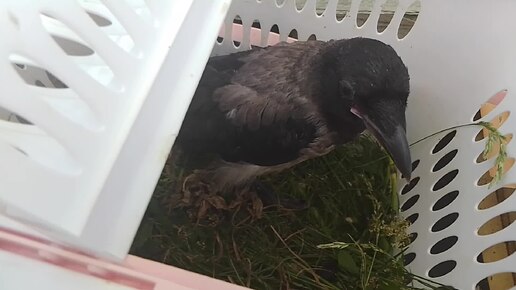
[378, 237, 392, 254]
[318, 242, 352, 250]
[337, 250, 360, 274]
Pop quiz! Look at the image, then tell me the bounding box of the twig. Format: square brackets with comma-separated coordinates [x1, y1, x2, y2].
[270, 225, 322, 285]
[364, 233, 380, 289]
[284, 228, 307, 242]
[245, 258, 252, 287]
[229, 258, 245, 286]
[478, 121, 509, 188]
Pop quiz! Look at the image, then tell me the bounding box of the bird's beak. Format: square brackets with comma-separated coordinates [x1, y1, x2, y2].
[351, 107, 412, 181]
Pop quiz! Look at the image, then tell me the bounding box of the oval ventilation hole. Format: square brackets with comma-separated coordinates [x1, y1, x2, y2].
[270, 24, 279, 34]
[42, 12, 133, 55]
[267, 24, 280, 45]
[288, 29, 298, 41]
[50, 36, 95, 56]
[477, 212, 516, 236]
[268, 24, 280, 46]
[477, 158, 515, 186]
[252, 20, 261, 29]
[432, 190, 459, 211]
[402, 159, 420, 179]
[356, 0, 375, 27]
[232, 15, 243, 47]
[295, 0, 306, 11]
[476, 272, 516, 290]
[11, 62, 67, 89]
[250, 20, 261, 47]
[400, 194, 419, 212]
[432, 130, 457, 154]
[401, 176, 420, 195]
[377, 0, 398, 33]
[475, 111, 511, 142]
[86, 11, 112, 27]
[477, 241, 516, 263]
[232, 15, 242, 24]
[307, 34, 317, 41]
[12, 115, 31, 125]
[403, 252, 416, 266]
[408, 232, 418, 245]
[397, 0, 420, 39]
[432, 169, 459, 191]
[39, 14, 118, 88]
[336, 0, 352, 21]
[432, 150, 458, 172]
[217, 23, 225, 44]
[431, 213, 459, 232]
[473, 89, 508, 121]
[411, 159, 420, 171]
[46, 71, 67, 88]
[316, 0, 328, 16]
[9, 55, 101, 131]
[430, 236, 458, 255]
[478, 185, 515, 210]
[428, 260, 457, 278]
[405, 213, 419, 225]
[477, 134, 513, 163]
[276, 0, 286, 6]
[0, 105, 32, 125]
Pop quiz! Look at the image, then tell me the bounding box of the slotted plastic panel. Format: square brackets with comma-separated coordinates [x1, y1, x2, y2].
[214, 0, 516, 289]
[0, 0, 230, 259]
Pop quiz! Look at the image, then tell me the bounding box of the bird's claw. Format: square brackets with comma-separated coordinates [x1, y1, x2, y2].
[182, 172, 211, 200]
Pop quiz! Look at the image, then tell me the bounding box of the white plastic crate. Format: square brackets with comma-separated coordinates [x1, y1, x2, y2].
[0, 0, 231, 260]
[214, 0, 516, 289]
[1, 0, 515, 289]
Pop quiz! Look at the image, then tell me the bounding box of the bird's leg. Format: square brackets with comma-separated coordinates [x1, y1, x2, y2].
[250, 180, 308, 210]
[181, 171, 212, 202]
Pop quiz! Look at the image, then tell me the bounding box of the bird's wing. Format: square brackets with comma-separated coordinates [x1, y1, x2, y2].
[177, 42, 330, 167]
[212, 83, 320, 166]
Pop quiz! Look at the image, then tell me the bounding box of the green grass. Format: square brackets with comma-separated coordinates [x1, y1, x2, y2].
[130, 135, 456, 290]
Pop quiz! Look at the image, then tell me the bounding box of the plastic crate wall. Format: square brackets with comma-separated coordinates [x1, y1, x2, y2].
[214, 0, 516, 289]
[0, 0, 231, 260]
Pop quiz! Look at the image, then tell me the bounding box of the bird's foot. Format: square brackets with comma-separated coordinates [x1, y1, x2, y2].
[180, 172, 211, 204]
[250, 180, 308, 210]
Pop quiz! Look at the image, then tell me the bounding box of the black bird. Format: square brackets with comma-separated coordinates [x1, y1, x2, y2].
[175, 37, 411, 202]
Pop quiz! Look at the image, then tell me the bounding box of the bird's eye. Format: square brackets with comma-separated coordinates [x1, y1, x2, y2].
[339, 80, 354, 100]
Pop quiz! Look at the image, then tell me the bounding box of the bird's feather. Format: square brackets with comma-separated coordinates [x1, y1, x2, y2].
[176, 41, 332, 168]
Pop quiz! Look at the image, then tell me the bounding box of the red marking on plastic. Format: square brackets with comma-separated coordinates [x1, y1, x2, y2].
[0, 226, 99, 258]
[0, 234, 155, 290]
[0, 238, 39, 257]
[38, 250, 90, 273]
[0, 226, 52, 245]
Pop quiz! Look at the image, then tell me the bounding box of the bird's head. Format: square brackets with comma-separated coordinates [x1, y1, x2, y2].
[319, 37, 412, 181]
